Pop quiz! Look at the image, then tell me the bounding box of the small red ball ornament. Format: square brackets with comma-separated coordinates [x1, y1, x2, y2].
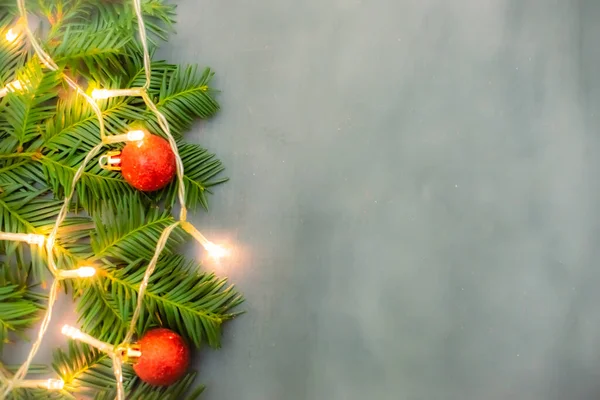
[133, 328, 190, 386]
[120, 134, 176, 192]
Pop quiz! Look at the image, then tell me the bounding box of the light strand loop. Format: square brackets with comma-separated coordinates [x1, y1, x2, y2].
[0, 0, 230, 398]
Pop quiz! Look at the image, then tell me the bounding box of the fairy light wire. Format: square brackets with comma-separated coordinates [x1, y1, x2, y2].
[111, 4, 191, 398]
[1, 0, 226, 398]
[1, 3, 107, 397]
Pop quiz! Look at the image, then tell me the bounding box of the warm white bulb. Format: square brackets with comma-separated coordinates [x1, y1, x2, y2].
[76, 266, 96, 277]
[61, 325, 82, 340]
[15, 378, 65, 390]
[57, 266, 96, 279]
[102, 130, 146, 145]
[0, 80, 24, 98]
[9, 80, 23, 91]
[91, 88, 110, 100]
[126, 130, 145, 141]
[26, 233, 45, 246]
[46, 379, 65, 390]
[5, 28, 17, 43]
[205, 242, 228, 260]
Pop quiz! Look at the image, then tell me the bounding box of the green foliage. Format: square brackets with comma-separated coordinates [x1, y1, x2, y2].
[52, 341, 203, 400]
[132, 65, 220, 138]
[0, 264, 45, 354]
[155, 142, 228, 210]
[0, 18, 26, 85]
[53, 341, 135, 397]
[0, 0, 242, 398]
[90, 195, 188, 264]
[53, 24, 133, 83]
[94, 373, 204, 400]
[78, 254, 242, 347]
[2, 61, 60, 153]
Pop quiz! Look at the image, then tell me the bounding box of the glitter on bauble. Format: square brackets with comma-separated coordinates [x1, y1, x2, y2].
[120, 134, 176, 192]
[132, 328, 190, 386]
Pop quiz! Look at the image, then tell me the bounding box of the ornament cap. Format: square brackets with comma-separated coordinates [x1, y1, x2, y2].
[99, 150, 123, 171]
[117, 344, 142, 363]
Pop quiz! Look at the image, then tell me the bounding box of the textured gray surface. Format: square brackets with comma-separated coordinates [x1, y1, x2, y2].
[164, 0, 600, 399]
[8, 0, 600, 399]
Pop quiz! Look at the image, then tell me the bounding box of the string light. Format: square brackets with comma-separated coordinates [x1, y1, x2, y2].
[61, 325, 141, 359]
[91, 88, 144, 100]
[56, 267, 96, 279]
[0, 79, 24, 98]
[13, 379, 64, 390]
[5, 28, 18, 43]
[0, 232, 45, 245]
[181, 221, 229, 260]
[102, 130, 145, 145]
[0, 0, 231, 397]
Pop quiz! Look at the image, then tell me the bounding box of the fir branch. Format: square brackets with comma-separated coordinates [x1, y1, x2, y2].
[94, 372, 203, 400]
[153, 142, 228, 211]
[139, 0, 176, 42]
[53, 341, 135, 397]
[39, 152, 134, 215]
[0, 156, 46, 191]
[0, 1, 240, 397]
[44, 96, 144, 151]
[0, 185, 57, 278]
[0, 184, 91, 278]
[2, 61, 60, 152]
[3, 364, 49, 375]
[6, 388, 66, 400]
[0, 265, 45, 354]
[126, 60, 177, 91]
[53, 340, 203, 400]
[93, 0, 176, 44]
[52, 24, 133, 82]
[89, 195, 187, 264]
[76, 276, 130, 343]
[83, 255, 243, 348]
[0, 18, 27, 86]
[130, 65, 220, 138]
[41, 95, 146, 212]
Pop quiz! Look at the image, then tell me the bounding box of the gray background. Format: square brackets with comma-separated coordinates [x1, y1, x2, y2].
[8, 0, 600, 399]
[168, 0, 600, 399]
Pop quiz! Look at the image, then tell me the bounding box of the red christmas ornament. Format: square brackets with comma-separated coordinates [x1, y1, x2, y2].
[133, 328, 190, 386]
[120, 134, 176, 192]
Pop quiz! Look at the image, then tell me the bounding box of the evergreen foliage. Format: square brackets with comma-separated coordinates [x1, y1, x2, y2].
[0, 0, 242, 398]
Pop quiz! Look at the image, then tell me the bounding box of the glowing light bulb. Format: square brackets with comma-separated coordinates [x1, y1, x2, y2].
[26, 233, 45, 246]
[5, 28, 17, 43]
[61, 325, 116, 354]
[205, 242, 229, 260]
[46, 379, 65, 390]
[181, 221, 229, 260]
[91, 89, 110, 100]
[0, 79, 24, 98]
[15, 379, 64, 390]
[61, 325, 83, 340]
[127, 130, 145, 141]
[9, 80, 23, 91]
[0, 232, 45, 245]
[102, 130, 146, 145]
[92, 87, 143, 100]
[57, 266, 96, 279]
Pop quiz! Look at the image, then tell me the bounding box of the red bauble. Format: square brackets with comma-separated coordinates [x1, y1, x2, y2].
[120, 134, 176, 192]
[133, 328, 190, 386]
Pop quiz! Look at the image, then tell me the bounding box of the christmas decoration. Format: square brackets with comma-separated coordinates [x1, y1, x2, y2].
[119, 133, 177, 191]
[133, 328, 190, 386]
[0, 0, 244, 399]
